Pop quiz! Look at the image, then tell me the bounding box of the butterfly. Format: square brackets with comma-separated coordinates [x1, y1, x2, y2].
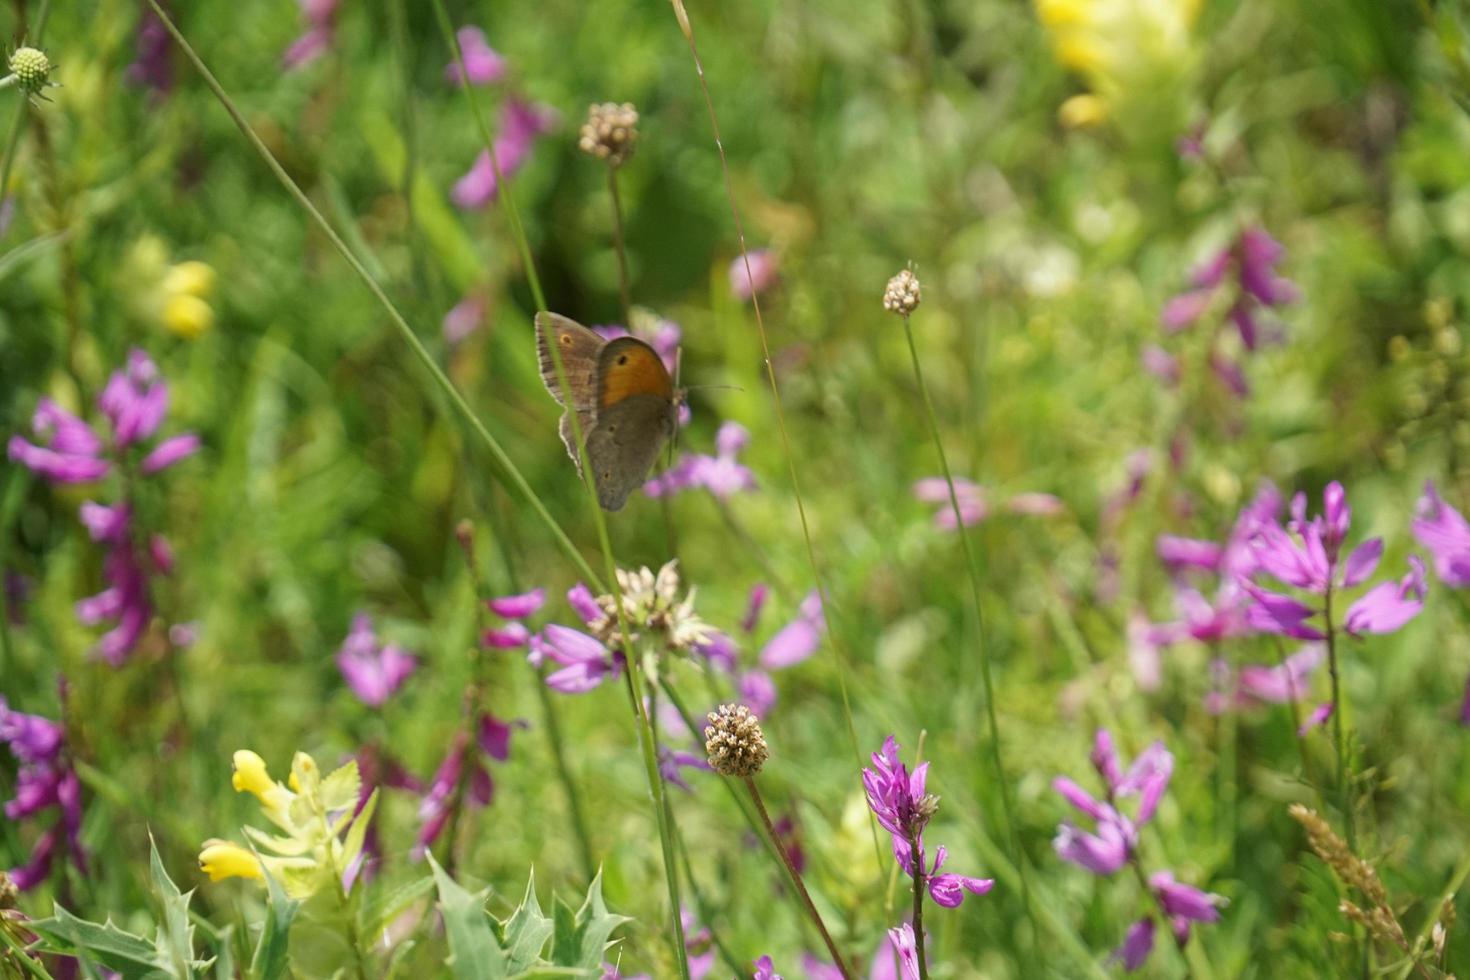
[535, 311, 681, 511]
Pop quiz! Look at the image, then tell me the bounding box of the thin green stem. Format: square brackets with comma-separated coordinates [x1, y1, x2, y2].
[143, 0, 601, 592]
[899, 312, 1029, 907]
[908, 834, 929, 980]
[666, 0, 884, 879]
[658, 676, 795, 882]
[427, 0, 546, 313]
[0, 0, 48, 208]
[1324, 589, 1355, 852]
[1395, 845, 1470, 980]
[621, 666, 691, 979]
[670, 814, 746, 977]
[606, 166, 633, 325]
[532, 672, 598, 881]
[744, 776, 851, 979]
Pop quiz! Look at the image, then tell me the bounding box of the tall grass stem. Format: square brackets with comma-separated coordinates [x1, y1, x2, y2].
[664, 0, 884, 877]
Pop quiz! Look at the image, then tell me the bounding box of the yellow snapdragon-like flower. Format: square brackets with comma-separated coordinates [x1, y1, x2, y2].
[231, 750, 295, 824]
[202, 749, 375, 899]
[198, 840, 264, 882]
[1033, 0, 1201, 130]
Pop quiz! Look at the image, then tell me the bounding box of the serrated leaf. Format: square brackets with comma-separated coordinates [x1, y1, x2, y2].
[249, 863, 300, 980]
[339, 789, 378, 879]
[501, 872, 553, 974]
[320, 761, 361, 814]
[188, 913, 234, 980]
[149, 835, 199, 978]
[548, 872, 630, 971]
[427, 853, 506, 980]
[30, 905, 163, 978]
[359, 874, 435, 939]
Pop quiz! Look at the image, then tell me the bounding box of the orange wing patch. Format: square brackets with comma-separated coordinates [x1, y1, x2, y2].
[597, 338, 673, 410]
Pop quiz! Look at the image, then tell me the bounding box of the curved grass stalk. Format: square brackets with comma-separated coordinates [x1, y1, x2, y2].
[664, 0, 885, 879]
[898, 310, 1030, 915]
[143, 0, 599, 593]
[150, 9, 689, 968]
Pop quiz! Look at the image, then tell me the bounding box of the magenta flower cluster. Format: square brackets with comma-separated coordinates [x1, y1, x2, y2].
[1141, 481, 1429, 723]
[1053, 731, 1223, 970]
[453, 100, 557, 209]
[9, 349, 199, 665]
[643, 421, 757, 501]
[862, 736, 994, 910]
[0, 698, 86, 891]
[1158, 226, 1299, 398]
[912, 477, 1065, 531]
[336, 613, 417, 708]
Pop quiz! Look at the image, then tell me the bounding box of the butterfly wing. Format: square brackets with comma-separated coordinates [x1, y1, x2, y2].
[597, 337, 674, 409]
[585, 394, 677, 510]
[535, 312, 605, 465]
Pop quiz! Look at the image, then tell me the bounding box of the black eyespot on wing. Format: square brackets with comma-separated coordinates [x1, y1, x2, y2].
[617, 354, 628, 364]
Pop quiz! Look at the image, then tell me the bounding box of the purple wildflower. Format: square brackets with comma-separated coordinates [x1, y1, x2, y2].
[1299, 701, 1334, 736]
[443, 294, 486, 346]
[452, 100, 556, 209]
[644, 421, 757, 500]
[1113, 919, 1155, 971]
[658, 747, 711, 793]
[8, 398, 110, 484]
[1141, 344, 1181, 387]
[0, 698, 86, 890]
[914, 478, 1062, 530]
[688, 584, 825, 718]
[444, 27, 506, 86]
[481, 588, 543, 650]
[1413, 482, 1470, 587]
[752, 955, 783, 980]
[1052, 731, 1171, 875]
[350, 743, 423, 883]
[887, 924, 920, 980]
[336, 613, 417, 707]
[413, 714, 516, 858]
[863, 736, 994, 910]
[538, 624, 621, 694]
[1244, 482, 1426, 638]
[126, 3, 172, 95]
[730, 249, 779, 301]
[1162, 225, 1297, 348]
[283, 0, 338, 69]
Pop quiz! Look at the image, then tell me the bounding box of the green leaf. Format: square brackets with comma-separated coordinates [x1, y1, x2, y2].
[249, 863, 300, 980]
[501, 872, 553, 974]
[547, 872, 630, 971]
[427, 853, 506, 980]
[339, 788, 378, 880]
[320, 760, 361, 814]
[148, 835, 199, 979]
[359, 873, 435, 940]
[29, 905, 163, 978]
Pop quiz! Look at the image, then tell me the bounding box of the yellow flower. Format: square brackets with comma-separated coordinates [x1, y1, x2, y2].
[156, 260, 216, 340]
[162, 261, 216, 299]
[1059, 93, 1109, 127]
[231, 750, 294, 821]
[198, 840, 263, 882]
[162, 294, 213, 339]
[204, 749, 375, 899]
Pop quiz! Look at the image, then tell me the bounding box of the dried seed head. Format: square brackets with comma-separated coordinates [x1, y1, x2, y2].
[704, 703, 768, 777]
[883, 268, 921, 316]
[7, 47, 52, 97]
[579, 102, 638, 168]
[0, 872, 14, 910]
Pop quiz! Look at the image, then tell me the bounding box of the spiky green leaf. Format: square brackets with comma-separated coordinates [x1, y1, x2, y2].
[428, 853, 506, 980]
[29, 905, 162, 978]
[148, 835, 200, 979]
[501, 872, 553, 974]
[249, 863, 300, 980]
[548, 872, 630, 971]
